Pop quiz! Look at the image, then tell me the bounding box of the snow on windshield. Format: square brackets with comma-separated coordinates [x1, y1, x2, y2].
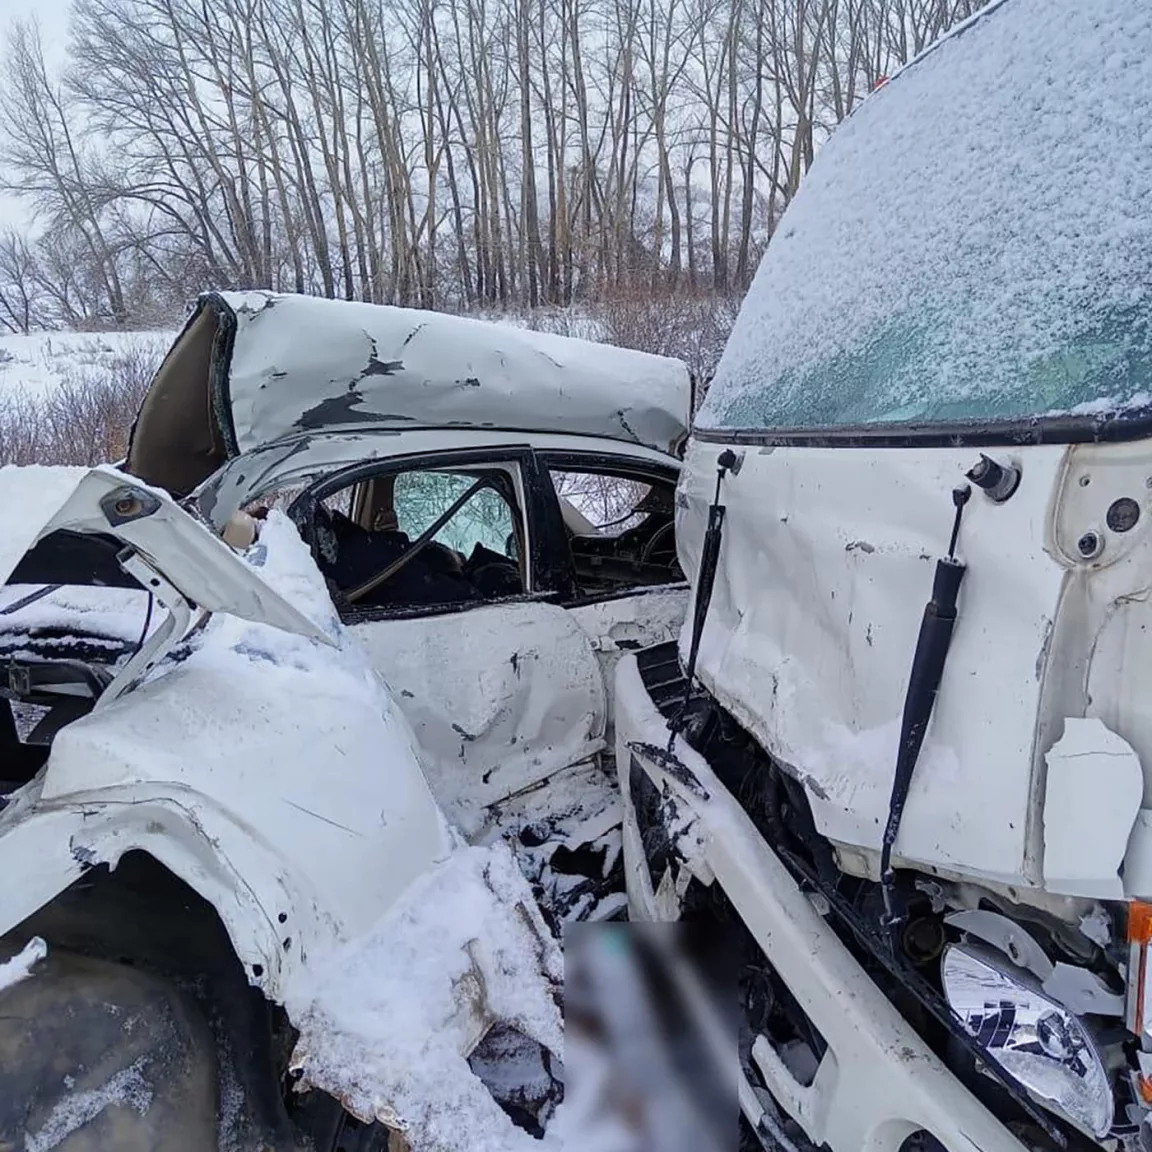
[699, 0, 1152, 432]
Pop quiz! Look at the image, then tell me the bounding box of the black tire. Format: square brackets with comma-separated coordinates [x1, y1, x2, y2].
[0, 945, 219, 1151]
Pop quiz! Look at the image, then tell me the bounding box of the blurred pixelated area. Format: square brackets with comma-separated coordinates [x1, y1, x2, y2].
[561, 921, 740, 1151]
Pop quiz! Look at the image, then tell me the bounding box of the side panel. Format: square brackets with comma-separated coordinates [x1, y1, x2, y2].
[353, 601, 607, 837]
[677, 439, 1070, 885]
[0, 514, 454, 999]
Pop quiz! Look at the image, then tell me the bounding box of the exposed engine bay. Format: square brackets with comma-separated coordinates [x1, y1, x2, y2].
[626, 641, 1144, 1150]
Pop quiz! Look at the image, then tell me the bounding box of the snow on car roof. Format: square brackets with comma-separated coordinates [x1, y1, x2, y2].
[699, 0, 1152, 434]
[210, 291, 690, 456]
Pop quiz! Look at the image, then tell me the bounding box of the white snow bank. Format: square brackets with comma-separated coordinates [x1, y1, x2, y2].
[0, 465, 89, 583]
[701, 0, 1152, 431]
[285, 843, 563, 1152]
[0, 935, 46, 994]
[0, 331, 171, 399]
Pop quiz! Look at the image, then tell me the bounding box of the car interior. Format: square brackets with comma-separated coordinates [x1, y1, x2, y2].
[550, 466, 683, 599]
[304, 466, 527, 611]
[283, 459, 685, 613]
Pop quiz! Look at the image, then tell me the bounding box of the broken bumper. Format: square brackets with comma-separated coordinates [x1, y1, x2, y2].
[614, 651, 1028, 1152]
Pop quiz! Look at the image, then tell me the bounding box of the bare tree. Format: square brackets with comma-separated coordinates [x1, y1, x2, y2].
[0, 0, 982, 329]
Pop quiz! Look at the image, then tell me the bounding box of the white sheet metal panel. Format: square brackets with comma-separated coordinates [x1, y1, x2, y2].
[353, 600, 606, 838]
[206, 291, 690, 457]
[677, 439, 1071, 887]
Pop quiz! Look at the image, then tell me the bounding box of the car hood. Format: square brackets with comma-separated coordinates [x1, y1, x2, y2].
[0, 464, 330, 649]
[125, 291, 692, 497]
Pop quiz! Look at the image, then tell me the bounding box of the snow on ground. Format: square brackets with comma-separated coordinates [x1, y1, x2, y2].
[0, 935, 46, 994]
[0, 331, 173, 399]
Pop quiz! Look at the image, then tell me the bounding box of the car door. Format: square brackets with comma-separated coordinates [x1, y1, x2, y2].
[291, 446, 609, 839]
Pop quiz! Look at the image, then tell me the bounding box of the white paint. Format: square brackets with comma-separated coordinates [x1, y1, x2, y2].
[354, 601, 606, 837]
[677, 439, 1067, 886]
[615, 653, 1028, 1152]
[569, 586, 688, 736]
[1043, 719, 1143, 899]
[0, 513, 453, 993]
[356, 587, 687, 844]
[0, 935, 46, 994]
[196, 291, 690, 457]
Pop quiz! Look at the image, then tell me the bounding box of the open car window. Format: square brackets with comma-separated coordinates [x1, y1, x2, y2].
[306, 464, 528, 613]
[547, 464, 682, 599]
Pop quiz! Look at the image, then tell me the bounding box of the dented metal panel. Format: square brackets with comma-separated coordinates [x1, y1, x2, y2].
[352, 601, 607, 837]
[676, 432, 1152, 900]
[205, 292, 690, 458]
[676, 439, 1070, 887]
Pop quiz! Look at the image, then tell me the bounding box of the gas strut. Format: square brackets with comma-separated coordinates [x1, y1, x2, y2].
[880, 484, 971, 944]
[669, 448, 739, 749]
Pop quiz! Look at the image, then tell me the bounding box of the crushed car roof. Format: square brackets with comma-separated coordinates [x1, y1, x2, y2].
[131, 292, 690, 498]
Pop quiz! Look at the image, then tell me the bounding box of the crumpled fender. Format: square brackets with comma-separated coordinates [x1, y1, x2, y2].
[0, 508, 564, 1148]
[0, 780, 301, 996]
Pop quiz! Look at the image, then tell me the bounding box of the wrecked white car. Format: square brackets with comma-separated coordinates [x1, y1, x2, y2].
[619, 3, 1152, 1151]
[0, 295, 691, 1150]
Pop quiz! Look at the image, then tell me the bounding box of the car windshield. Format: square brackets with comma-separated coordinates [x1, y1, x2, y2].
[697, 0, 1152, 434]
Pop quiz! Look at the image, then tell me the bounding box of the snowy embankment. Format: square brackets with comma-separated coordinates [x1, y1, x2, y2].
[0, 331, 173, 466]
[0, 330, 174, 399]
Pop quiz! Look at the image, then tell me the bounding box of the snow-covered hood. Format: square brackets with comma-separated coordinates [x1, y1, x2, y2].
[126, 291, 691, 496]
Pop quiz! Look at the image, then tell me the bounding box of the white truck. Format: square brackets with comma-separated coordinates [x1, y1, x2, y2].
[618, 1, 1152, 1150]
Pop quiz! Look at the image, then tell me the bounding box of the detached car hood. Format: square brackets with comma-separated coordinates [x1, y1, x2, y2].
[0, 464, 330, 651]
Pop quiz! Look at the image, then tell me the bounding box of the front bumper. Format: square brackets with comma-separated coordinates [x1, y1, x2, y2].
[615, 649, 1028, 1152]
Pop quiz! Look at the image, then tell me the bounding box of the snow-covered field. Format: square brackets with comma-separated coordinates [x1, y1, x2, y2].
[0, 330, 173, 399]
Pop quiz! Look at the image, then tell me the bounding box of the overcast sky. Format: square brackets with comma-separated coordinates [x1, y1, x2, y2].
[0, 0, 72, 230]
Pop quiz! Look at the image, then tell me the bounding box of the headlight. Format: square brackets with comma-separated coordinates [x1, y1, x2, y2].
[942, 944, 1113, 1139]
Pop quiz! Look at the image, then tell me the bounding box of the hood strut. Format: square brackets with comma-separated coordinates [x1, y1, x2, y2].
[669, 449, 739, 749]
[880, 484, 971, 941]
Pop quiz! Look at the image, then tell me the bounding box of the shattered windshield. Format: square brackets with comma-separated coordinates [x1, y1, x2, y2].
[698, 0, 1152, 434]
